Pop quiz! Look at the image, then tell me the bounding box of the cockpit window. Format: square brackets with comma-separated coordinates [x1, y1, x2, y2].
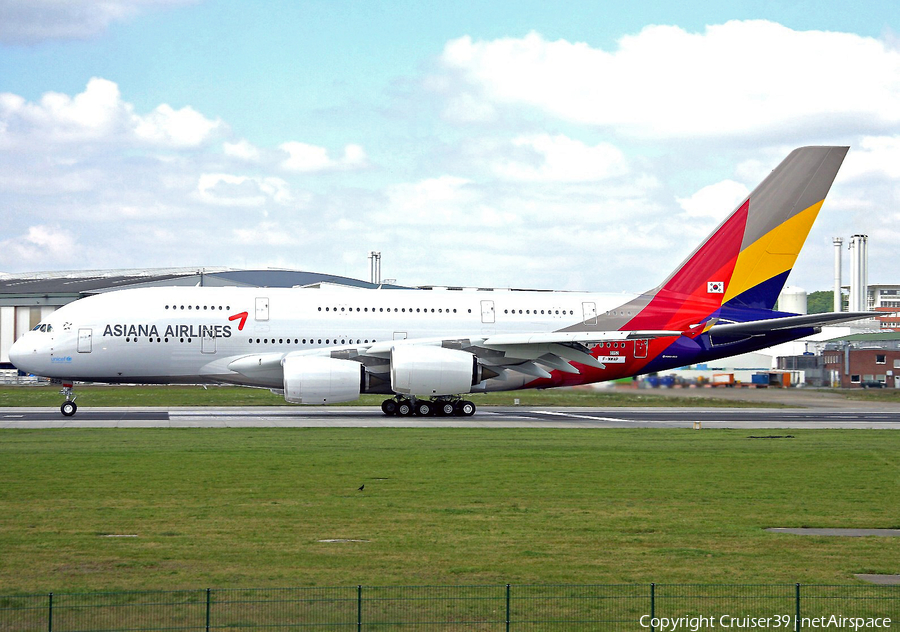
[32, 324, 53, 333]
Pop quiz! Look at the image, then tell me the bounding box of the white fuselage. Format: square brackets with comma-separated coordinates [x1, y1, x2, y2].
[10, 285, 633, 389]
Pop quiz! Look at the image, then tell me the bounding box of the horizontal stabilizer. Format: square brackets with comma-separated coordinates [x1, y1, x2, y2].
[706, 311, 876, 336]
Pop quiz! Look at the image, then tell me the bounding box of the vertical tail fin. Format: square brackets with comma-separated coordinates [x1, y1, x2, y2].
[583, 146, 848, 332]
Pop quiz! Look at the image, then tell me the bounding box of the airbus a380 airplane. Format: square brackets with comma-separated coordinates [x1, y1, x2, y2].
[10, 146, 872, 417]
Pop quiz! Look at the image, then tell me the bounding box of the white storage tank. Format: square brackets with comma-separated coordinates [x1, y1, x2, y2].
[779, 286, 807, 315]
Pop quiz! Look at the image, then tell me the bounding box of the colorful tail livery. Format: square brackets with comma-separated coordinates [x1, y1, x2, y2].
[10, 146, 874, 417]
[548, 146, 870, 382]
[573, 146, 851, 334]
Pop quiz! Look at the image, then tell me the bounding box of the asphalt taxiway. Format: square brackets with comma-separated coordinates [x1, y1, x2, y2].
[1, 406, 899, 429]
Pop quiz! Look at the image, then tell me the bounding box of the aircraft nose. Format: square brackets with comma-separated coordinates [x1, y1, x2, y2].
[8, 336, 35, 373]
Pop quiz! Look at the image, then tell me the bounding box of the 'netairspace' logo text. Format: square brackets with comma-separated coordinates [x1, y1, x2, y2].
[639, 614, 892, 631]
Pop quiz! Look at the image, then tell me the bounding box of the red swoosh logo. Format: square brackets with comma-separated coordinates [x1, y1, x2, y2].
[228, 311, 249, 331]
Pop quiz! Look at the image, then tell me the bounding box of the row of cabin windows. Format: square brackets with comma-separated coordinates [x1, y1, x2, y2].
[504, 309, 575, 315]
[125, 338, 193, 343]
[158, 304, 581, 317]
[320, 306, 462, 314]
[317, 306, 578, 316]
[121, 337, 627, 349]
[249, 338, 375, 345]
[123, 337, 377, 345]
[165, 305, 230, 311]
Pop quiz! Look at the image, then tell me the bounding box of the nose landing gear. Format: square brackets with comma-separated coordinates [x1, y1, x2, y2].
[59, 382, 77, 417]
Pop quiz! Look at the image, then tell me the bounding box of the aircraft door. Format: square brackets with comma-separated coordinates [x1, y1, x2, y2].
[255, 297, 269, 321]
[634, 339, 648, 359]
[582, 302, 597, 325]
[481, 300, 495, 324]
[201, 332, 216, 354]
[77, 328, 92, 353]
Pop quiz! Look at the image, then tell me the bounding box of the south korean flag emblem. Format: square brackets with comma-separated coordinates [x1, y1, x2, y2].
[707, 281, 724, 294]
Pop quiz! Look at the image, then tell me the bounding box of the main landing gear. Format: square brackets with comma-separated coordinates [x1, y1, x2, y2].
[381, 396, 476, 417]
[59, 382, 77, 417]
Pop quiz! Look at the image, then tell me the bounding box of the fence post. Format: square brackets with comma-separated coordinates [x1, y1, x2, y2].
[48, 592, 52, 632]
[506, 584, 511, 632]
[206, 588, 211, 632]
[357, 585, 362, 631]
[650, 584, 655, 632]
[795, 584, 801, 632]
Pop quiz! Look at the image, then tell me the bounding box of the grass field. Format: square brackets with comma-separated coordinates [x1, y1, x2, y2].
[0, 428, 897, 593]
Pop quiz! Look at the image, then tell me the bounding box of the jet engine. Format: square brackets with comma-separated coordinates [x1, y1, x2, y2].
[282, 355, 365, 404]
[390, 345, 482, 396]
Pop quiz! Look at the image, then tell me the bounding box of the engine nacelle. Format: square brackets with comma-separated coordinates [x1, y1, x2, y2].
[282, 355, 364, 404]
[391, 345, 480, 396]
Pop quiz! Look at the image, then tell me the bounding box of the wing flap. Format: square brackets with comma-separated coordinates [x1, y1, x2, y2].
[481, 330, 680, 346]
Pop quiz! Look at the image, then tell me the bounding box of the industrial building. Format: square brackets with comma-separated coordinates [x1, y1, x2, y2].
[777, 333, 900, 388]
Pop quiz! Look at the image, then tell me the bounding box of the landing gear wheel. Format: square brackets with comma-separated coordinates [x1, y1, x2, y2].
[456, 400, 476, 416]
[61, 401, 77, 417]
[415, 400, 433, 416]
[396, 399, 413, 416]
[437, 401, 456, 416]
[381, 399, 398, 416]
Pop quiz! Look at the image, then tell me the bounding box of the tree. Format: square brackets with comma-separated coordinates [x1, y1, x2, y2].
[806, 290, 837, 314]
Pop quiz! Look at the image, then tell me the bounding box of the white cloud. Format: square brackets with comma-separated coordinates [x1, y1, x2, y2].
[280, 141, 368, 172]
[0, 78, 222, 149]
[492, 134, 627, 182]
[443, 92, 497, 124]
[224, 139, 262, 161]
[0, 226, 79, 267]
[0, 0, 196, 45]
[677, 180, 750, 219]
[439, 22, 900, 139]
[383, 176, 475, 225]
[843, 135, 900, 179]
[232, 221, 307, 246]
[134, 104, 223, 148]
[195, 174, 293, 207]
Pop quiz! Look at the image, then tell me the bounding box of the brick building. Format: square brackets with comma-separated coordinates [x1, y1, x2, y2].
[816, 333, 900, 388]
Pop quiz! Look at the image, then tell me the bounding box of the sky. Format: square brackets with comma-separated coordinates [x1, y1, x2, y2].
[1, 0, 899, 293]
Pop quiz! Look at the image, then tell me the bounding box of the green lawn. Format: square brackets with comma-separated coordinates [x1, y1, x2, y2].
[0, 428, 897, 593]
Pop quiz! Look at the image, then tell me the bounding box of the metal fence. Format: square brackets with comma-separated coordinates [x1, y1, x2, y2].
[1, 584, 897, 631]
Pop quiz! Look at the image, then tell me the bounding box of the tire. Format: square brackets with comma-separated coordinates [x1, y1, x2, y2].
[415, 401, 433, 416]
[61, 401, 77, 417]
[437, 401, 455, 416]
[397, 400, 413, 416]
[456, 400, 475, 416]
[381, 399, 398, 416]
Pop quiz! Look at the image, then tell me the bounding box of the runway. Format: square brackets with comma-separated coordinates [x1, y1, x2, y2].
[2, 406, 899, 429]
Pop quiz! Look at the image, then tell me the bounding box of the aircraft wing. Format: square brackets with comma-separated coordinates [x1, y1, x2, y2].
[226, 329, 684, 383]
[705, 311, 876, 336]
[224, 312, 875, 386]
